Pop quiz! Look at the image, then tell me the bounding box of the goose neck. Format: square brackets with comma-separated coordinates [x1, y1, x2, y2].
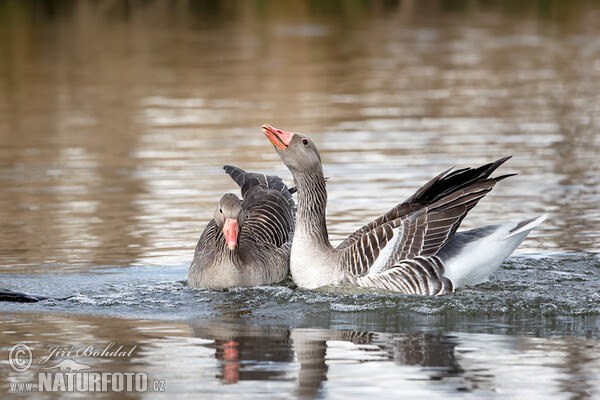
[294, 168, 330, 247]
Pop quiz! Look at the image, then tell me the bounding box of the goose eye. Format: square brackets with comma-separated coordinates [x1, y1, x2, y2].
[301, 138, 309, 145]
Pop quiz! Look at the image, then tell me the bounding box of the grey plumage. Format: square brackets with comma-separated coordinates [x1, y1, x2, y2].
[343, 256, 453, 295]
[187, 166, 295, 289]
[339, 160, 511, 278]
[294, 158, 508, 295]
[263, 124, 545, 295]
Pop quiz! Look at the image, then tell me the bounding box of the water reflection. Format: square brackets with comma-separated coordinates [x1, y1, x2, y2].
[188, 320, 600, 399]
[1, 312, 599, 398]
[187, 320, 466, 397]
[189, 320, 294, 384]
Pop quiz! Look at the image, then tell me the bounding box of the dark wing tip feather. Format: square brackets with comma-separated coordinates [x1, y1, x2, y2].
[223, 165, 240, 175]
[222, 165, 295, 201]
[337, 157, 514, 251]
[223, 165, 246, 187]
[493, 173, 517, 182]
[477, 155, 513, 179]
[417, 156, 513, 204]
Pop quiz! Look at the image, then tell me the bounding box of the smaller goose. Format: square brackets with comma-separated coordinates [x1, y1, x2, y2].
[188, 166, 295, 289]
[262, 124, 547, 295]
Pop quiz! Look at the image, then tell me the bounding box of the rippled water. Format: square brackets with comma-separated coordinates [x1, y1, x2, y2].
[1, 1, 599, 399]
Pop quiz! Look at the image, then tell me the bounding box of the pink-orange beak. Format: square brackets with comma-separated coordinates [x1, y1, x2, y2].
[222, 219, 239, 250]
[262, 124, 293, 150]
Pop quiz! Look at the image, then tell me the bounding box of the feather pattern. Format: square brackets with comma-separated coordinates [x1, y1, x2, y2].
[187, 166, 295, 289]
[265, 124, 545, 295]
[344, 256, 453, 295]
[338, 160, 511, 280]
[224, 165, 295, 247]
[337, 157, 513, 250]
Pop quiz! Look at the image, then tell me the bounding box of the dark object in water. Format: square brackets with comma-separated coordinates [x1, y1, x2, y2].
[0, 288, 73, 303]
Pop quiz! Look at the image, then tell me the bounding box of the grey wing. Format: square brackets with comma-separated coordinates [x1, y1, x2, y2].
[337, 157, 513, 250]
[240, 189, 295, 247]
[223, 166, 295, 248]
[339, 158, 513, 277]
[191, 219, 218, 264]
[223, 165, 294, 208]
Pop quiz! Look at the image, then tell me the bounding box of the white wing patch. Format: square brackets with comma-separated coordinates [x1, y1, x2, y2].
[367, 225, 403, 275]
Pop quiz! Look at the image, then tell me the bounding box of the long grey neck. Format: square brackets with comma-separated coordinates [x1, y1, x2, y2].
[293, 167, 331, 248]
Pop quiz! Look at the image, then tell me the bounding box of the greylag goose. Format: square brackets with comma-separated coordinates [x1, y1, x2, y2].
[262, 124, 546, 295]
[187, 166, 295, 289]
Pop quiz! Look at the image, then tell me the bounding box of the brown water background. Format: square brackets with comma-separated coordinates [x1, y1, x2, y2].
[0, 1, 599, 399]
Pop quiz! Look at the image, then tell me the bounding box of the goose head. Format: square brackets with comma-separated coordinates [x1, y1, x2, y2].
[262, 124, 322, 174]
[214, 193, 244, 250]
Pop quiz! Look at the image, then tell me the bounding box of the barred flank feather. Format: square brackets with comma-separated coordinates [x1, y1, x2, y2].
[345, 256, 453, 295]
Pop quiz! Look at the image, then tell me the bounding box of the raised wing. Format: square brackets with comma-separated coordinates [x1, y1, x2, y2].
[224, 165, 294, 206]
[338, 157, 513, 276]
[224, 166, 295, 248]
[337, 157, 513, 249]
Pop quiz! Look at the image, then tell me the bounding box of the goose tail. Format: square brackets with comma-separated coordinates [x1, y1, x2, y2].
[437, 214, 548, 288]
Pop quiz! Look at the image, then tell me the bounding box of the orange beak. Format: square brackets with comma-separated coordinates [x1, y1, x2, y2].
[262, 124, 293, 150]
[222, 219, 239, 250]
